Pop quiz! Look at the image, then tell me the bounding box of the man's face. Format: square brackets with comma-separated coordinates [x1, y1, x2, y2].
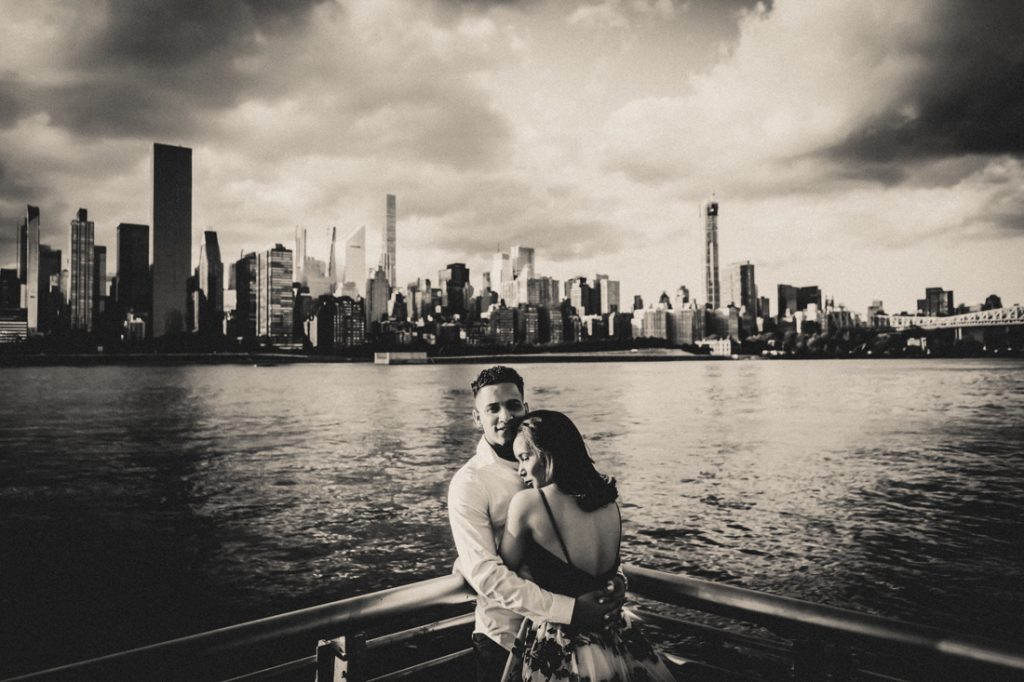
[473, 382, 528, 448]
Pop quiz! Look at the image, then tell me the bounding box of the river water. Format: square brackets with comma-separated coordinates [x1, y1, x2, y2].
[1, 359, 1022, 675]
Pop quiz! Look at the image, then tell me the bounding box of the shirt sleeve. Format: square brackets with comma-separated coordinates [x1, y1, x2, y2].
[448, 473, 575, 625]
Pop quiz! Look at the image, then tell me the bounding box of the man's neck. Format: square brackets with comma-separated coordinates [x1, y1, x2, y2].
[487, 439, 516, 463]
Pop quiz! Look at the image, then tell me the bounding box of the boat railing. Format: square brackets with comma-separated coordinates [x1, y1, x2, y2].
[5, 565, 1024, 681]
[623, 564, 1024, 680]
[2, 574, 477, 682]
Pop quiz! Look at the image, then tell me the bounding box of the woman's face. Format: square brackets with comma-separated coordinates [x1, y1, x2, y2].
[514, 433, 549, 488]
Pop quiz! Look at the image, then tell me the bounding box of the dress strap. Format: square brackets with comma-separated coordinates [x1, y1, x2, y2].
[538, 488, 573, 567]
[614, 502, 622, 565]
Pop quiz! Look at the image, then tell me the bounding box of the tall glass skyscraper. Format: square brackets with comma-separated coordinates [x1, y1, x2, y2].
[69, 208, 95, 332]
[198, 230, 223, 335]
[327, 226, 338, 289]
[93, 244, 106, 325]
[344, 225, 366, 296]
[257, 244, 293, 343]
[294, 226, 307, 285]
[19, 205, 41, 332]
[510, 245, 535, 280]
[234, 252, 257, 339]
[727, 261, 757, 314]
[439, 262, 470, 317]
[703, 198, 720, 310]
[380, 194, 396, 288]
[151, 143, 192, 337]
[116, 223, 149, 316]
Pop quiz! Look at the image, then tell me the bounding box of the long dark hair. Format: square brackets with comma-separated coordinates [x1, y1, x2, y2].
[517, 410, 617, 512]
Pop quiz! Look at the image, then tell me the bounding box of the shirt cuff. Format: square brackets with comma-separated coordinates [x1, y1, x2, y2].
[551, 593, 575, 625]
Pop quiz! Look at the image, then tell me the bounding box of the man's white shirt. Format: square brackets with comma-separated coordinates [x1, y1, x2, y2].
[448, 436, 575, 650]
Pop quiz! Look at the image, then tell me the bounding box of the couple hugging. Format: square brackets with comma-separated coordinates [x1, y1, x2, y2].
[448, 366, 674, 682]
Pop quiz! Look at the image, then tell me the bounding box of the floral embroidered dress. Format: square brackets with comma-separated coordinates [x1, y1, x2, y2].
[503, 490, 676, 682]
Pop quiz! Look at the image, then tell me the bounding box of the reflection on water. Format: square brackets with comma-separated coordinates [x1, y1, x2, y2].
[1, 359, 1022, 674]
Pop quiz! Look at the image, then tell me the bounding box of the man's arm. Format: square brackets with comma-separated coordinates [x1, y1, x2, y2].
[449, 475, 575, 624]
[449, 476, 624, 629]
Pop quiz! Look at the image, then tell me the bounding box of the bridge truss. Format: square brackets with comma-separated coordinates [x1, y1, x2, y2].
[883, 305, 1024, 330]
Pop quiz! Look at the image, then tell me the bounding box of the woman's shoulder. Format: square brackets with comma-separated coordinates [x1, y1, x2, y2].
[508, 487, 543, 516]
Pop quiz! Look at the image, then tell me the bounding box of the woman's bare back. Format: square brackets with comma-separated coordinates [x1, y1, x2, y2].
[526, 485, 620, 577]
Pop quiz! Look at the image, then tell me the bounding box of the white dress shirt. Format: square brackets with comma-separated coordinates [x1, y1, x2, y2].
[448, 436, 575, 650]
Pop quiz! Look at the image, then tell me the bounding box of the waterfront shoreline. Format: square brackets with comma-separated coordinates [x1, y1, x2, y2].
[3, 348, 1020, 367]
[0, 348, 718, 367]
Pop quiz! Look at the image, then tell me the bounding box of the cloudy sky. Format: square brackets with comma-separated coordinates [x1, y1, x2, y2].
[1, 0, 1022, 315]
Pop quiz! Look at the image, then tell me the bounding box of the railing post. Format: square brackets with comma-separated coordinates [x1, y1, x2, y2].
[317, 632, 366, 682]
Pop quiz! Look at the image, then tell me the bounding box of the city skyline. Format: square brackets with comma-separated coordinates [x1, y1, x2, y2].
[1, 1, 1022, 315]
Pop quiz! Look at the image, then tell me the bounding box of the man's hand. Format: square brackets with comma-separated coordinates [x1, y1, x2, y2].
[569, 577, 627, 630]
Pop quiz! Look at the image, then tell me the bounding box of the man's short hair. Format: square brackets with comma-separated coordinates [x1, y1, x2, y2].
[471, 366, 525, 397]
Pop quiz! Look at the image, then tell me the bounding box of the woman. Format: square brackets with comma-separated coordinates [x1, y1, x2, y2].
[498, 410, 675, 682]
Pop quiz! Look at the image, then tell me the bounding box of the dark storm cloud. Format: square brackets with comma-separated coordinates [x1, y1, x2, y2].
[2, 0, 326, 138]
[0, 81, 26, 127]
[85, 0, 325, 68]
[963, 170, 1024, 237]
[826, 2, 1024, 165]
[0, 159, 35, 201]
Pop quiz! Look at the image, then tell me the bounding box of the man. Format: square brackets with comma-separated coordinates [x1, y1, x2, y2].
[448, 366, 626, 681]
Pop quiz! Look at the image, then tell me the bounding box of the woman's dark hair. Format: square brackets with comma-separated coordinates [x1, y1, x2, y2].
[516, 410, 617, 512]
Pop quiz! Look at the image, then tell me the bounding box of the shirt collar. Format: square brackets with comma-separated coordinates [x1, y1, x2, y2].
[477, 436, 518, 471]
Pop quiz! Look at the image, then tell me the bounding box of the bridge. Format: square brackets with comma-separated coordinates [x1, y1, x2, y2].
[880, 305, 1023, 331]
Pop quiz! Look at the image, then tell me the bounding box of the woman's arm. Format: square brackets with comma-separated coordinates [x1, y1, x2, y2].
[498, 490, 533, 572]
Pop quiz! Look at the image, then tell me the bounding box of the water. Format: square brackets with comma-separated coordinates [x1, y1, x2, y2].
[1, 359, 1023, 674]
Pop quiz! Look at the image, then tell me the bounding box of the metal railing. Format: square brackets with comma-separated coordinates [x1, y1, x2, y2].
[6, 565, 1024, 681]
[3, 574, 476, 681]
[623, 565, 1024, 680]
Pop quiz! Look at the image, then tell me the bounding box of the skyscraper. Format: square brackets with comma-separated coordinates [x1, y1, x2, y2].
[778, 284, 798, 319]
[918, 287, 953, 316]
[778, 283, 820, 319]
[327, 226, 338, 289]
[510, 245, 535, 280]
[152, 143, 192, 337]
[593, 274, 620, 314]
[491, 252, 511, 299]
[198, 231, 223, 335]
[380, 194, 396, 288]
[20, 206, 40, 332]
[366, 265, 390, 331]
[566, 276, 592, 316]
[703, 198, 720, 310]
[294, 226, 307, 285]
[234, 252, 257, 339]
[93, 244, 107, 325]
[69, 208, 95, 332]
[344, 225, 366, 296]
[797, 286, 822, 312]
[439, 263, 470, 318]
[17, 219, 27, 293]
[727, 261, 757, 315]
[116, 223, 149, 316]
[37, 245, 63, 334]
[257, 244, 293, 343]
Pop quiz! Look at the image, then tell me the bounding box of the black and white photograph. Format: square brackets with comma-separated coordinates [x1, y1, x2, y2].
[1, 1, 1022, 680]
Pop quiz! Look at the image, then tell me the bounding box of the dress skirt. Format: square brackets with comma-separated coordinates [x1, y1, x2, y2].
[502, 609, 676, 682]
